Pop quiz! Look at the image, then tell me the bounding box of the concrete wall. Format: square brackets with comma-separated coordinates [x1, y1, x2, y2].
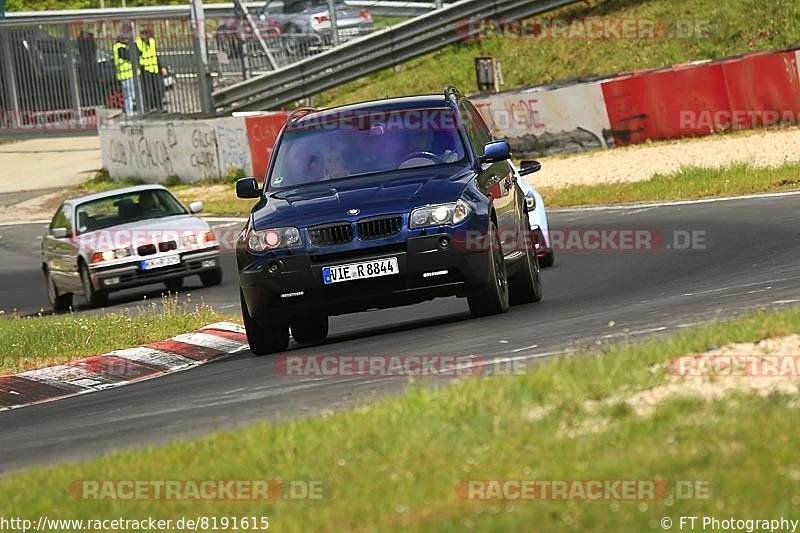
[99, 112, 287, 183]
[472, 81, 613, 157]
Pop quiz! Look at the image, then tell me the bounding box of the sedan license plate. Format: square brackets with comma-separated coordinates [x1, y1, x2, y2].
[323, 257, 398, 284]
[141, 254, 181, 270]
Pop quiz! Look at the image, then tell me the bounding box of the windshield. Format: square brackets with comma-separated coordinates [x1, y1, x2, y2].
[268, 108, 467, 189]
[75, 189, 187, 233]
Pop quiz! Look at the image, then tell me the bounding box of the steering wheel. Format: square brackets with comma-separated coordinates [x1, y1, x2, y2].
[398, 151, 444, 169]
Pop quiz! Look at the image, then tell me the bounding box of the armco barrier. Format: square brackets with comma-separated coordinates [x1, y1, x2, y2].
[99, 112, 287, 183]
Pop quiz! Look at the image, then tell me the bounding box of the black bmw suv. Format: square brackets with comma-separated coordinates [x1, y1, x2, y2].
[235, 87, 543, 354]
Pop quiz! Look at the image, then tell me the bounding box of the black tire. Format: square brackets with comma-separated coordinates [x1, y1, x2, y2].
[240, 291, 289, 356]
[45, 268, 72, 312]
[467, 221, 510, 317]
[80, 262, 109, 308]
[509, 223, 543, 305]
[540, 249, 555, 268]
[291, 315, 329, 346]
[164, 277, 184, 292]
[200, 267, 223, 287]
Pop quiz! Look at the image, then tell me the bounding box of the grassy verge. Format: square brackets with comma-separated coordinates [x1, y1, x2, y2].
[0, 297, 228, 375]
[316, 0, 800, 106]
[2, 306, 799, 530]
[542, 162, 800, 207]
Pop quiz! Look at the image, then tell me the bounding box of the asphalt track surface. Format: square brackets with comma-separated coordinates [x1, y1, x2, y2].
[0, 192, 799, 473]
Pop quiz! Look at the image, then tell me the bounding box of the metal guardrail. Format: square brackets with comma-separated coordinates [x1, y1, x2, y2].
[213, 0, 580, 113]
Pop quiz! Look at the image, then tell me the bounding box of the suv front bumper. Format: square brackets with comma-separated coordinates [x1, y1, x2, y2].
[239, 233, 491, 319]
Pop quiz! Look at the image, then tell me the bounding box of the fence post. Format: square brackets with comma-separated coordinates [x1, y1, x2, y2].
[328, 0, 340, 47]
[0, 29, 20, 129]
[63, 24, 84, 128]
[191, 0, 214, 113]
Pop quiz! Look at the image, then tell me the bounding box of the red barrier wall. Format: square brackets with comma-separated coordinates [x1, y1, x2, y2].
[602, 62, 729, 145]
[721, 50, 800, 129]
[245, 112, 289, 181]
[601, 48, 800, 146]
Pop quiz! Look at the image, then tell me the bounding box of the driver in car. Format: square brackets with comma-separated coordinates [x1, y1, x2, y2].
[404, 130, 460, 166]
[138, 191, 162, 216]
[323, 146, 350, 180]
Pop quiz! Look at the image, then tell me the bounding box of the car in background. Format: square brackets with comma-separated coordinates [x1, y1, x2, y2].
[235, 87, 542, 355]
[216, 0, 373, 58]
[42, 185, 222, 311]
[514, 161, 555, 267]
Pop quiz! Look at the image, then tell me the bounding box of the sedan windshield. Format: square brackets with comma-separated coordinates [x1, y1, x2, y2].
[268, 108, 467, 189]
[75, 189, 186, 233]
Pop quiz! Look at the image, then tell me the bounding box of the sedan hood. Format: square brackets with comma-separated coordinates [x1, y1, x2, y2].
[253, 165, 475, 229]
[75, 214, 210, 250]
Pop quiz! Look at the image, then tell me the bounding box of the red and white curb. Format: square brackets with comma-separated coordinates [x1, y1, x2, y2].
[0, 322, 249, 411]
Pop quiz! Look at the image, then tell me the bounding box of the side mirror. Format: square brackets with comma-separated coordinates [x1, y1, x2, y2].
[519, 160, 542, 176]
[189, 201, 204, 214]
[481, 140, 511, 163]
[236, 177, 261, 199]
[50, 227, 68, 239]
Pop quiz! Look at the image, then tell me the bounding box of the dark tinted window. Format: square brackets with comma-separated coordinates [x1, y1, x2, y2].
[460, 101, 492, 155]
[75, 189, 186, 233]
[269, 108, 467, 189]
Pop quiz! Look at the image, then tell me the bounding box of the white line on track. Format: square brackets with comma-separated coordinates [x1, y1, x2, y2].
[552, 190, 800, 213]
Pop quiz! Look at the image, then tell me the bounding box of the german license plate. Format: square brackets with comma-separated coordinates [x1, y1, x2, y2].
[141, 254, 180, 270]
[322, 257, 399, 284]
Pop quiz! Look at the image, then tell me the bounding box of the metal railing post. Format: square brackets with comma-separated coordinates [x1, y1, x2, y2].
[0, 29, 20, 128]
[328, 0, 340, 47]
[232, 0, 277, 70]
[63, 24, 84, 127]
[191, 0, 214, 113]
[130, 21, 146, 116]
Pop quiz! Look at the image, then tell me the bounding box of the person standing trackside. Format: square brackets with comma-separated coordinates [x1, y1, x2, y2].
[136, 27, 163, 112]
[112, 30, 135, 117]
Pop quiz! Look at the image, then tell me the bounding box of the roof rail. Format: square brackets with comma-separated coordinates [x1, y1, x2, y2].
[286, 106, 320, 124]
[443, 86, 462, 101]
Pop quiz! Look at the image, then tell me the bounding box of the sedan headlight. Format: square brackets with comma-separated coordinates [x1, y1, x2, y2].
[91, 246, 133, 263]
[410, 200, 472, 229]
[244, 227, 302, 253]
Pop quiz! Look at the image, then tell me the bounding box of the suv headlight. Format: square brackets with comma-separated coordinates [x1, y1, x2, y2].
[410, 200, 472, 229]
[244, 226, 303, 253]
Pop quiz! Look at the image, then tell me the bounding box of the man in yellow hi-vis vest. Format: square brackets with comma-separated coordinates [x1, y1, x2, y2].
[112, 33, 135, 117]
[136, 27, 163, 112]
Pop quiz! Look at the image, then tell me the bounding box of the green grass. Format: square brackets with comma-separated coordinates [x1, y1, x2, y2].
[315, 0, 800, 106]
[542, 162, 800, 207]
[0, 296, 227, 375]
[2, 306, 799, 531]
